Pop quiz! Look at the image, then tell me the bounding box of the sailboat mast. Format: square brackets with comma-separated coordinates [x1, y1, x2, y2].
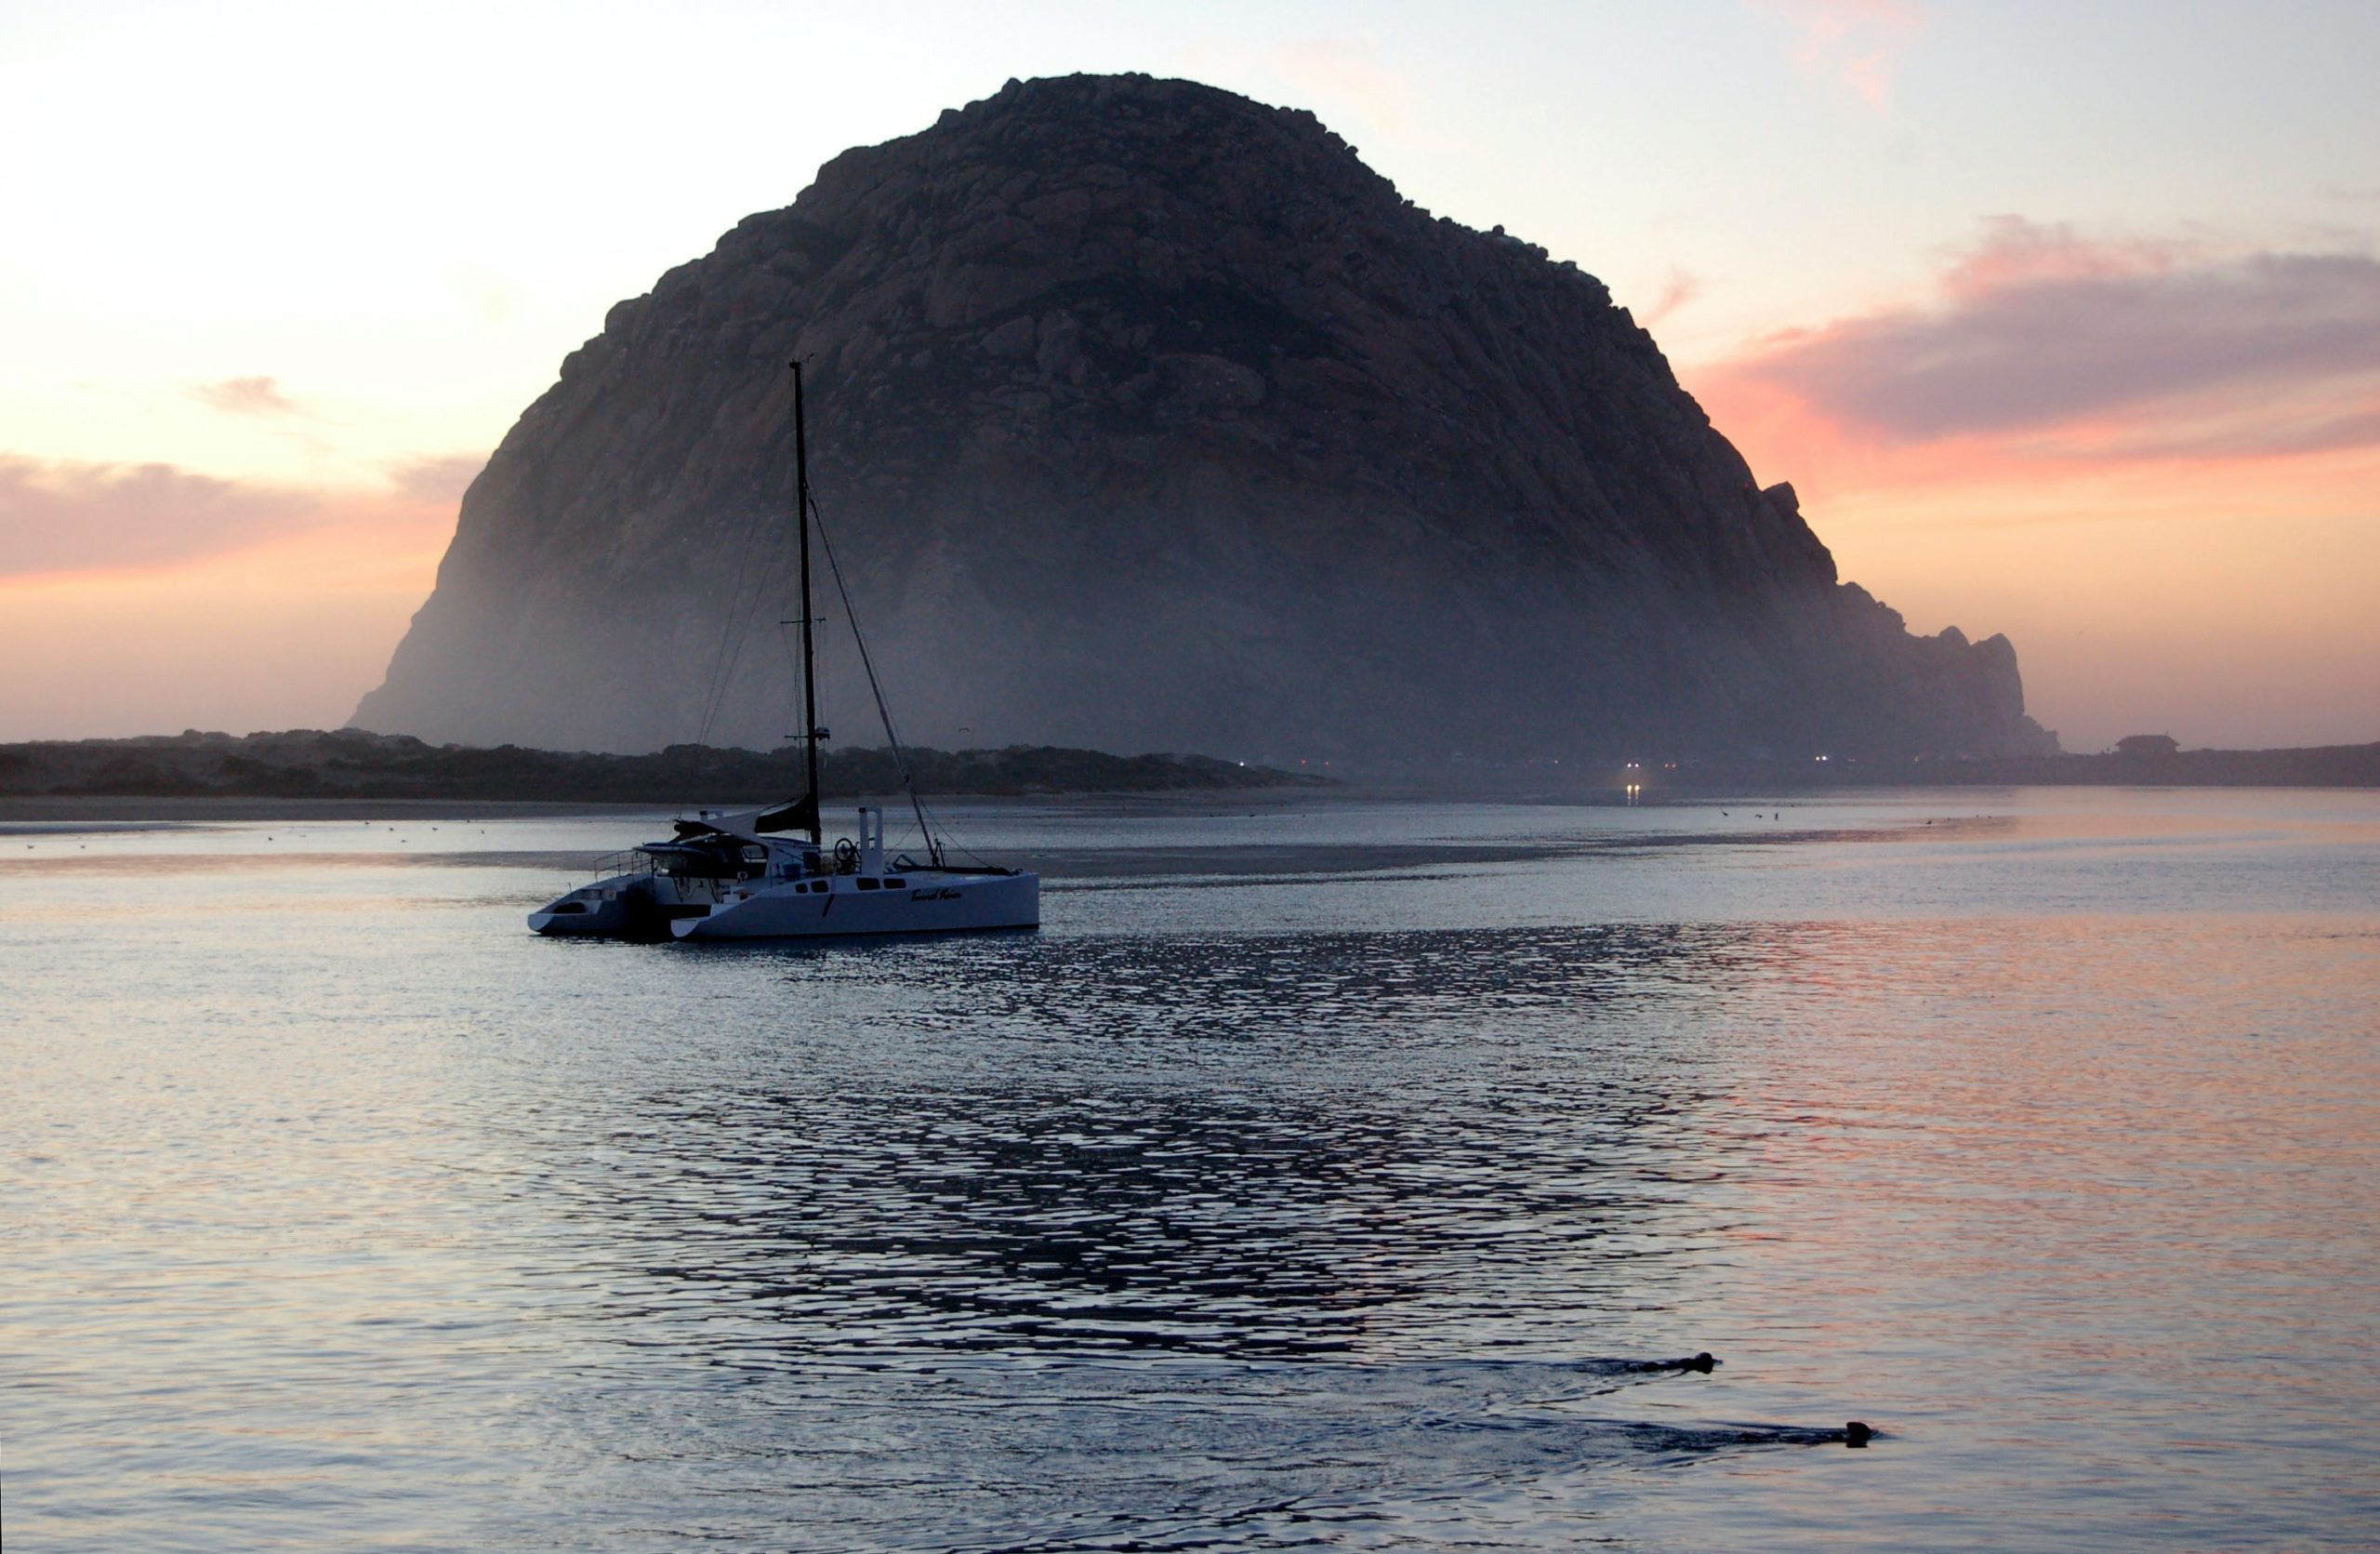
[792, 360, 822, 847]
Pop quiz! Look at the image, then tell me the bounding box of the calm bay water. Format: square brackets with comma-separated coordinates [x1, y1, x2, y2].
[4, 787, 2376, 1550]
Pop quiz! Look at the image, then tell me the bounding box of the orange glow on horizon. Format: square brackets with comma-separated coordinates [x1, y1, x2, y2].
[1682, 366, 2380, 751]
[0, 503, 451, 741]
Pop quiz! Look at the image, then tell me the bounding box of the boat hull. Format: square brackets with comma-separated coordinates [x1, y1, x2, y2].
[673, 870, 1038, 940]
[528, 871, 710, 940]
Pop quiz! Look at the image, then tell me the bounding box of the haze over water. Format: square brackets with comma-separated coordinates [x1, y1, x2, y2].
[5, 788, 2376, 1550]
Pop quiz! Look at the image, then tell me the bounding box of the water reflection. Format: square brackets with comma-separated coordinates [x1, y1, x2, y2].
[454, 926, 1858, 1545]
[766, 923, 1769, 1045]
[19, 796, 2371, 1549]
[523, 927, 1763, 1362]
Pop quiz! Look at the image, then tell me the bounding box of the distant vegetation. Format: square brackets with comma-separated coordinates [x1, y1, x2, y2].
[1873, 742, 2380, 789]
[4, 730, 2370, 803]
[0, 730, 1329, 802]
[1545, 742, 2380, 791]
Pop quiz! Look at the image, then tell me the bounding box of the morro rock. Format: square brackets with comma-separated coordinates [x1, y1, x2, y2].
[355, 73, 2056, 765]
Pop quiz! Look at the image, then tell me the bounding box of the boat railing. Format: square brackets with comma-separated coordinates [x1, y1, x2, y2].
[591, 848, 655, 883]
[586, 847, 742, 905]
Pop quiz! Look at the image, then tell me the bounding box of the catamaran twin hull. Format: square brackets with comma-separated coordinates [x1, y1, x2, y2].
[530, 866, 1038, 941]
[675, 868, 1038, 939]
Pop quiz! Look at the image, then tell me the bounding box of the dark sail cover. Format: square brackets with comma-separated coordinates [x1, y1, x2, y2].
[753, 793, 819, 836]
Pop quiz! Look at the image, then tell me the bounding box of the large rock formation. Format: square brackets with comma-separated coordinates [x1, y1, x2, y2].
[356, 73, 2056, 765]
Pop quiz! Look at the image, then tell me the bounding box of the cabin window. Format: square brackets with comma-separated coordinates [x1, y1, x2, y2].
[855, 877, 880, 891]
[883, 878, 906, 889]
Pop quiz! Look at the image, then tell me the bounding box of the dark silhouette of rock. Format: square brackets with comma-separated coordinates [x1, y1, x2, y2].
[353, 73, 2057, 764]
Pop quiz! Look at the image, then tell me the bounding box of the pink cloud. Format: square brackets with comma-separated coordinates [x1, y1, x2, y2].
[0, 458, 311, 576]
[0, 455, 467, 580]
[1640, 268, 1704, 326]
[1270, 35, 1415, 129]
[1712, 218, 2380, 455]
[386, 452, 486, 505]
[1935, 215, 2180, 301]
[189, 375, 306, 417]
[1764, 0, 1923, 110]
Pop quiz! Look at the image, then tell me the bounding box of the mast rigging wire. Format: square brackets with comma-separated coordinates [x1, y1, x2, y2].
[691, 502, 794, 750]
[808, 493, 945, 869]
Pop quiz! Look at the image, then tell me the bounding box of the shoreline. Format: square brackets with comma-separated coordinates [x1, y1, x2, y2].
[0, 796, 682, 829]
[0, 786, 1362, 831]
[8, 778, 2377, 835]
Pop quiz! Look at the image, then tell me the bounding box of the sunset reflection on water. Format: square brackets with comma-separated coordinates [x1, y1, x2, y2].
[3, 789, 2374, 1549]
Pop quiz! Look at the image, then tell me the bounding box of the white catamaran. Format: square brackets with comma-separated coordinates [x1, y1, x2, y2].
[527, 364, 1040, 941]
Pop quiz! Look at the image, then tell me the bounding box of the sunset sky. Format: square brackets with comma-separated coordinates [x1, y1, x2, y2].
[4, 0, 2375, 751]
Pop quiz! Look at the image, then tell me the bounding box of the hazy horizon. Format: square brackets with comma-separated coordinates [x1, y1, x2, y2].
[4, 1, 2376, 753]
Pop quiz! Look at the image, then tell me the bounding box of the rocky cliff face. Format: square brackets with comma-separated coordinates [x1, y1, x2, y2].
[355, 73, 2056, 764]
